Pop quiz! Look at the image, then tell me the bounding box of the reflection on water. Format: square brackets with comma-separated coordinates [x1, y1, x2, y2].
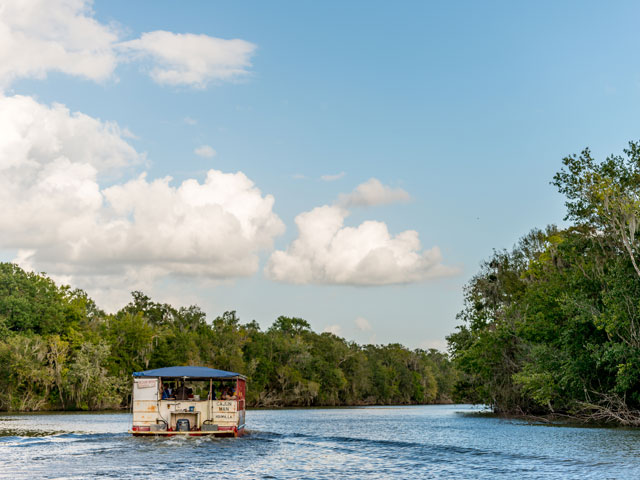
[1, 405, 640, 479]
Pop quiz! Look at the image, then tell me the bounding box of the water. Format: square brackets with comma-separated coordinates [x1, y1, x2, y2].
[1, 405, 639, 479]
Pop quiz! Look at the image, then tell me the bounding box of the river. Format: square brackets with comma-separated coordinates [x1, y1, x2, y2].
[1, 405, 639, 479]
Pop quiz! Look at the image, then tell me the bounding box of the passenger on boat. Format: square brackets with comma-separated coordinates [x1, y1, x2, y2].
[175, 382, 191, 400]
[162, 385, 173, 399]
[220, 386, 229, 399]
[221, 386, 237, 400]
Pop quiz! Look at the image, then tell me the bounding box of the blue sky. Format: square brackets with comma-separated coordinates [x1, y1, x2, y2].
[2, 1, 640, 349]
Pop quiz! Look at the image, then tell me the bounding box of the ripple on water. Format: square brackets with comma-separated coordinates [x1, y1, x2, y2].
[1, 406, 640, 479]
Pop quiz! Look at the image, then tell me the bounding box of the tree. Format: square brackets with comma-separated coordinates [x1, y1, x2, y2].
[0, 263, 66, 334]
[65, 342, 124, 410]
[0, 267, 458, 411]
[553, 142, 640, 278]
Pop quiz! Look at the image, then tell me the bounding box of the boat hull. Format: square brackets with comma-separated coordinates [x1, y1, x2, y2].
[129, 427, 244, 438]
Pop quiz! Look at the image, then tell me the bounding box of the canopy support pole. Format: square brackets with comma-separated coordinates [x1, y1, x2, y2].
[208, 378, 213, 422]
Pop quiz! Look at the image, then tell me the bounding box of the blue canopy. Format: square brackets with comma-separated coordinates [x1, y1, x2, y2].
[133, 366, 244, 379]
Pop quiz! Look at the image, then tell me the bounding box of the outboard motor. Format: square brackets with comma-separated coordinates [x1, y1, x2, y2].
[176, 419, 190, 432]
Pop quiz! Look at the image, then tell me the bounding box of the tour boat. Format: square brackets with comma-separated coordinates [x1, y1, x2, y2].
[129, 366, 246, 437]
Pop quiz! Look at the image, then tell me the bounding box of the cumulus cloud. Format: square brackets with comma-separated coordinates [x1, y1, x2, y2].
[321, 172, 345, 182]
[339, 178, 410, 207]
[265, 205, 457, 286]
[195, 145, 216, 158]
[323, 324, 342, 336]
[0, 94, 141, 249]
[354, 316, 372, 332]
[0, 0, 255, 89]
[0, 94, 284, 308]
[419, 339, 448, 351]
[0, 0, 119, 87]
[118, 31, 256, 88]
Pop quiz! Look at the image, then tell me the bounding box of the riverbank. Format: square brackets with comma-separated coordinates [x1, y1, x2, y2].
[446, 143, 640, 429]
[1, 263, 458, 413]
[0, 398, 457, 415]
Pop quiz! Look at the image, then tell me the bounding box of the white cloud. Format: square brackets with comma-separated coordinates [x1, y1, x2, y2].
[321, 172, 345, 182]
[339, 178, 410, 207]
[292, 173, 306, 180]
[0, 94, 141, 248]
[0, 94, 284, 309]
[118, 31, 256, 88]
[195, 145, 216, 158]
[0, 0, 255, 90]
[265, 204, 457, 285]
[0, 0, 118, 88]
[419, 339, 448, 351]
[184, 116, 197, 125]
[354, 316, 372, 331]
[323, 324, 342, 336]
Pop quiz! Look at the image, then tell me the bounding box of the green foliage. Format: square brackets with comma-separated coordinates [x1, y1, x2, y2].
[65, 342, 124, 410]
[0, 263, 66, 334]
[0, 262, 456, 411]
[553, 141, 640, 277]
[449, 142, 640, 423]
[0, 334, 52, 411]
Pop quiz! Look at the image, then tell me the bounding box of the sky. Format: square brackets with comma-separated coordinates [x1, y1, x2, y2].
[2, 0, 640, 350]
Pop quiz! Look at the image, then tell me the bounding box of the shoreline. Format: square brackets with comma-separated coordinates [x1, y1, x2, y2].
[0, 401, 463, 415]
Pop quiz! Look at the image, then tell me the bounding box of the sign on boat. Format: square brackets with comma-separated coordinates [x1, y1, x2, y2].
[129, 366, 246, 437]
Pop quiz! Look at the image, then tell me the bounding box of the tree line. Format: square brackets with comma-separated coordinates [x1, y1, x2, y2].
[0, 263, 456, 411]
[448, 141, 640, 425]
